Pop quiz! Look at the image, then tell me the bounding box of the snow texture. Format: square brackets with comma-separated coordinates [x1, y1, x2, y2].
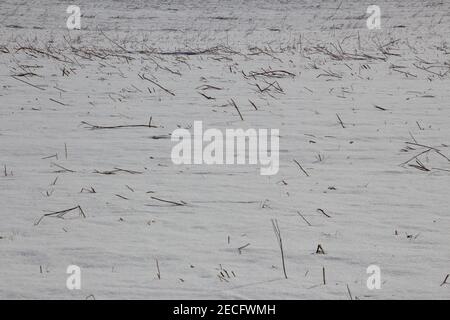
[1, 0, 450, 299]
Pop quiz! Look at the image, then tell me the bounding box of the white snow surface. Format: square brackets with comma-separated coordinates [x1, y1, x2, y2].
[1, 0, 450, 299]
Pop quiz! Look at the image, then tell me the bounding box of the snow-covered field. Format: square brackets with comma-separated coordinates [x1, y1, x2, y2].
[1, 0, 450, 299]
